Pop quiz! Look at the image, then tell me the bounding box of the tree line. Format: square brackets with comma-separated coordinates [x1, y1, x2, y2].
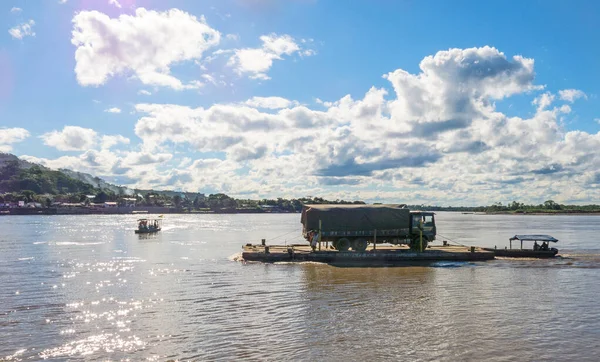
[409, 200, 600, 213]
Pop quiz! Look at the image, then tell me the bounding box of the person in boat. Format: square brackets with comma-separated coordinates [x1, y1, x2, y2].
[533, 241, 539, 251]
[540, 241, 549, 251]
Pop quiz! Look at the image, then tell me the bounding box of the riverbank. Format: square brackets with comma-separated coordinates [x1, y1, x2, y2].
[0, 206, 298, 215]
[485, 210, 600, 215]
[3, 207, 600, 216]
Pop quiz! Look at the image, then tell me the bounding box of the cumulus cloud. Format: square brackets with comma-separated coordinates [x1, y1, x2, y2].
[0, 127, 30, 152]
[138, 90, 152, 96]
[11, 7, 22, 13]
[101, 135, 130, 149]
[108, 0, 122, 8]
[244, 96, 297, 109]
[71, 8, 220, 89]
[24, 46, 600, 204]
[122, 152, 172, 166]
[558, 89, 587, 102]
[9, 20, 35, 39]
[41, 126, 97, 151]
[104, 107, 122, 113]
[532, 92, 555, 112]
[227, 33, 310, 79]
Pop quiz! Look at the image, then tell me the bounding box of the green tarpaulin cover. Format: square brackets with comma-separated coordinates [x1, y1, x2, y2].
[301, 204, 410, 232]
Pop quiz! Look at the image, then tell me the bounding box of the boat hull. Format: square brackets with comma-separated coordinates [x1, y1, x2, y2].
[134, 228, 161, 234]
[483, 248, 558, 258]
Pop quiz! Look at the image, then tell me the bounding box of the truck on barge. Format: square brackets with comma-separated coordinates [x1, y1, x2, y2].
[301, 204, 436, 252]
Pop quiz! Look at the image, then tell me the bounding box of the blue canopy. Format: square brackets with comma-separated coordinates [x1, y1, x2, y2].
[509, 235, 558, 242]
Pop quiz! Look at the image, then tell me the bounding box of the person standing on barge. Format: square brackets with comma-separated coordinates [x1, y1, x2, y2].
[311, 230, 319, 252]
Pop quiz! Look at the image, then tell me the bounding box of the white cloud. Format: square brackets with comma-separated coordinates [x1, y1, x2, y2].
[227, 33, 311, 80]
[10, 7, 22, 13]
[244, 96, 297, 109]
[71, 8, 220, 89]
[101, 135, 130, 149]
[201, 74, 217, 86]
[104, 107, 122, 113]
[22, 149, 119, 175]
[558, 89, 587, 102]
[59, 0, 68, 3]
[122, 152, 172, 166]
[226, 33, 239, 41]
[138, 90, 152, 95]
[108, 0, 122, 8]
[41, 126, 97, 151]
[532, 92, 554, 112]
[130, 46, 590, 203]
[0, 127, 30, 152]
[9, 20, 35, 40]
[22, 46, 600, 204]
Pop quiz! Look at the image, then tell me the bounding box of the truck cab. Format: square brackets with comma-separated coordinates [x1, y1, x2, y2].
[410, 211, 436, 247]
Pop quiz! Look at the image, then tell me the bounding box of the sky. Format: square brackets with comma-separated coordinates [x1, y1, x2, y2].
[1, 0, 599, 206]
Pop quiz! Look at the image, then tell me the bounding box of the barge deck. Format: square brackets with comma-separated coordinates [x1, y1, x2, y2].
[241, 244, 494, 265]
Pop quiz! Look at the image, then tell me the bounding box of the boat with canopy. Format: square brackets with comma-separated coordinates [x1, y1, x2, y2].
[135, 217, 162, 234]
[484, 234, 559, 258]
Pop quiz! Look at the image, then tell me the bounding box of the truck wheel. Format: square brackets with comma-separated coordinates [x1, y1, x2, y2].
[410, 236, 428, 251]
[352, 238, 368, 252]
[336, 238, 351, 251]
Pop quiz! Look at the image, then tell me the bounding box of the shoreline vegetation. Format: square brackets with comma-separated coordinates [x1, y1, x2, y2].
[3, 193, 600, 216]
[2, 154, 600, 216]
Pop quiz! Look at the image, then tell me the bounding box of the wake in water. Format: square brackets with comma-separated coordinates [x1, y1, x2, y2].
[228, 253, 243, 262]
[490, 252, 600, 269]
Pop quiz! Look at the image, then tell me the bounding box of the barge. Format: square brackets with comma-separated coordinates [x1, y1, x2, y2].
[241, 243, 495, 265]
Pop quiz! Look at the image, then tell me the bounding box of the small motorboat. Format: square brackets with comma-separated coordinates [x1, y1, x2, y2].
[484, 234, 559, 258]
[135, 217, 162, 234]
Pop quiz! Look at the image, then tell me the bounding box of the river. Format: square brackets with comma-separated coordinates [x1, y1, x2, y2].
[1, 212, 600, 361]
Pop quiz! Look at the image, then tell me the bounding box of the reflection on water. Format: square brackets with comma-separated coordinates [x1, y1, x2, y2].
[1, 213, 600, 361]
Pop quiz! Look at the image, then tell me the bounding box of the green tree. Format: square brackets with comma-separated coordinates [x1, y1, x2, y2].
[20, 190, 36, 202]
[173, 195, 182, 208]
[509, 201, 522, 210]
[543, 200, 561, 210]
[94, 191, 109, 203]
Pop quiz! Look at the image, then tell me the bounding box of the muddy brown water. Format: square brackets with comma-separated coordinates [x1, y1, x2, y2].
[1, 212, 600, 361]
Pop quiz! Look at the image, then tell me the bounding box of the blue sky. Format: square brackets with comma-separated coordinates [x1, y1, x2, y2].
[1, 0, 599, 205]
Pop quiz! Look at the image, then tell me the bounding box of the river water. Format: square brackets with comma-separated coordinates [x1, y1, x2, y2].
[1, 212, 600, 361]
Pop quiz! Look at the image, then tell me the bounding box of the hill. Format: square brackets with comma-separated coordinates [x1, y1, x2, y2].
[0, 153, 98, 195]
[59, 168, 132, 195]
[0, 153, 207, 200]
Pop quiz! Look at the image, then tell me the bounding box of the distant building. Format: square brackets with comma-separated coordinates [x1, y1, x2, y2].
[122, 197, 137, 207]
[104, 202, 118, 208]
[61, 202, 84, 207]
